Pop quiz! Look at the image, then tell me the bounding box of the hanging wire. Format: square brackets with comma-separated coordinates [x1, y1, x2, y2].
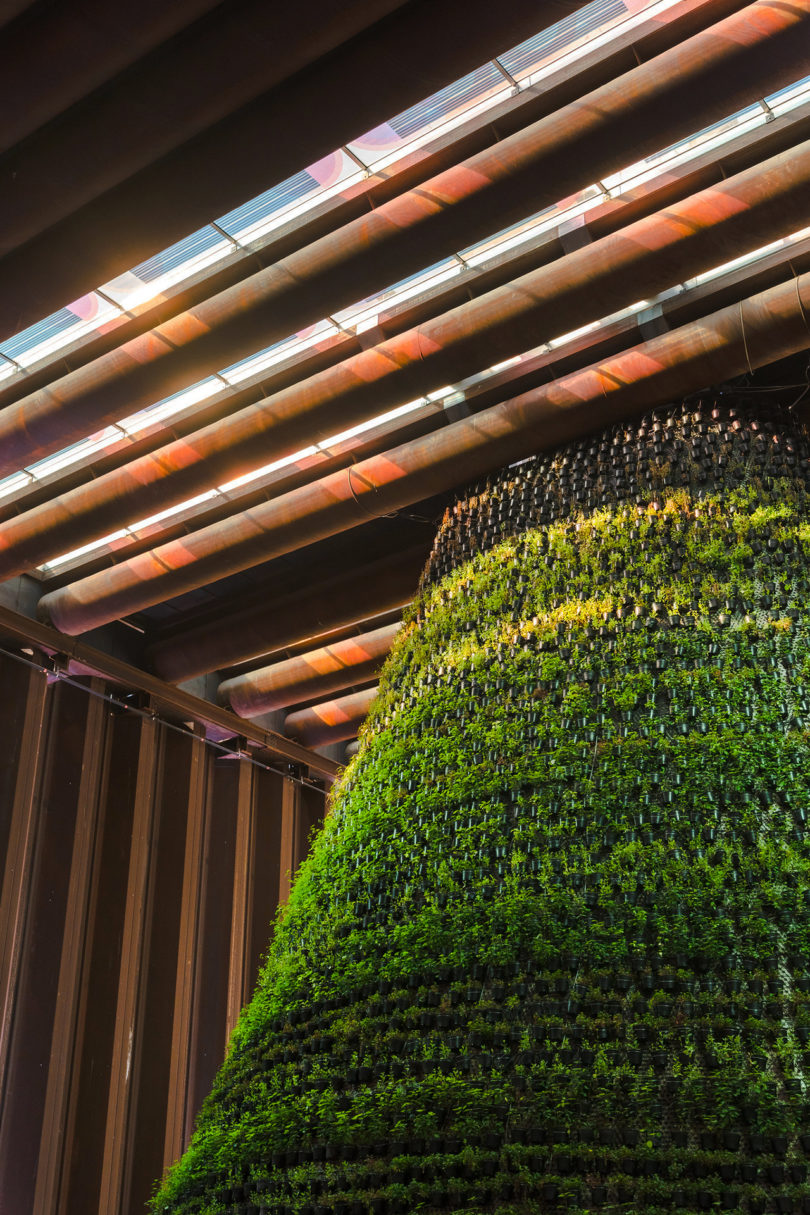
[0, 640, 333, 788]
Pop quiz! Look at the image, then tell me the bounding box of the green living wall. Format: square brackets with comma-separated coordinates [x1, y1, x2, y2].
[154, 398, 810, 1214]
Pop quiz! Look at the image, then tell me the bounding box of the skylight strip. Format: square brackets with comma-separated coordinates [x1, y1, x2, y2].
[127, 489, 222, 533]
[216, 448, 320, 495]
[42, 529, 131, 570]
[0, 294, 123, 371]
[223, 168, 368, 249]
[24, 427, 125, 480]
[499, 0, 626, 78]
[118, 377, 223, 435]
[37, 222, 809, 576]
[100, 233, 236, 313]
[516, 0, 678, 90]
[219, 321, 339, 386]
[346, 0, 678, 175]
[0, 0, 683, 378]
[8, 73, 810, 507]
[0, 471, 34, 502]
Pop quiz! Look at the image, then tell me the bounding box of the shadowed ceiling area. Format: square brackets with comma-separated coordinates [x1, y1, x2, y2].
[0, 0, 808, 768]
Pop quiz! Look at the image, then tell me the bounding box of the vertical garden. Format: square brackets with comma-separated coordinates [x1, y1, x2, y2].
[153, 398, 810, 1214]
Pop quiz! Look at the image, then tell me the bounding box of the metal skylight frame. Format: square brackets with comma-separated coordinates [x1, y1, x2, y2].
[0, 0, 680, 383]
[4, 68, 809, 518]
[34, 219, 810, 577]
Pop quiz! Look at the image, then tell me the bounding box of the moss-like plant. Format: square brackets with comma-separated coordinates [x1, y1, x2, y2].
[153, 399, 810, 1214]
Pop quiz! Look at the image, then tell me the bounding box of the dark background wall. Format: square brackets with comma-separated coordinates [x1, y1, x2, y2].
[0, 650, 326, 1215]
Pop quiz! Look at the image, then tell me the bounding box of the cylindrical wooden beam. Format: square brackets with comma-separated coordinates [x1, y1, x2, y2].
[41, 269, 810, 639]
[285, 685, 379, 748]
[2, 2, 806, 479]
[219, 621, 400, 717]
[147, 543, 426, 684]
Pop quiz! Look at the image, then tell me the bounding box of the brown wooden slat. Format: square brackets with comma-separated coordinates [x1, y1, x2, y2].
[245, 768, 285, 987]
[163, 726, 209, 1166]
[277, 777, 300, 908]
[0, 660, 48, 1101]
[225, 759, 256, 1041]
[62, 707, 146, 1213]
[33, 679, 109, 1215]
[127, 725, 214, 1214]
[185, 759, 240, 1126]
[97, 711, 161, 1214]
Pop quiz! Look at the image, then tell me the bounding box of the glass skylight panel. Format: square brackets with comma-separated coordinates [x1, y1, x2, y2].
[219, 320, 338, 385]
[683, 230, 806, 291]
[500, 0, 626, 81]
[0, 0, 785, 391]
[763, 74, 810, 111]
[118, 376, 224, 435]
[460, 190, 604, 269]
[42, 529, 131, 573]
[130, 225, 230, 284]
[0, 308, 76, 361]
[100, 226, 235, 311]
[217, 168, 316, 238]
[218, 153, 364, 247]
[26, 427, 125, 479]
[0, 471, 34, 502]
[604, 75, 810, 198]
[0, 293, 122, 369]
[128, 490, 222, 533]
[332, 257, 463, 333]
[217, 448, 319, 495]
[320, 397, 429, 449]
[349, 62, 506, 171]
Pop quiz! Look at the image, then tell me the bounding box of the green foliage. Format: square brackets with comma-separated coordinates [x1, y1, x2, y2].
[152, 402, 810, 1214]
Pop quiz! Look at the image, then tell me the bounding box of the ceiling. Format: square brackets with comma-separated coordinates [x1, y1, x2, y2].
[0, 0, 808, 764]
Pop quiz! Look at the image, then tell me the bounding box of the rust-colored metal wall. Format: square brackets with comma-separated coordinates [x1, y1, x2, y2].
[0, 649, 327, 1215]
